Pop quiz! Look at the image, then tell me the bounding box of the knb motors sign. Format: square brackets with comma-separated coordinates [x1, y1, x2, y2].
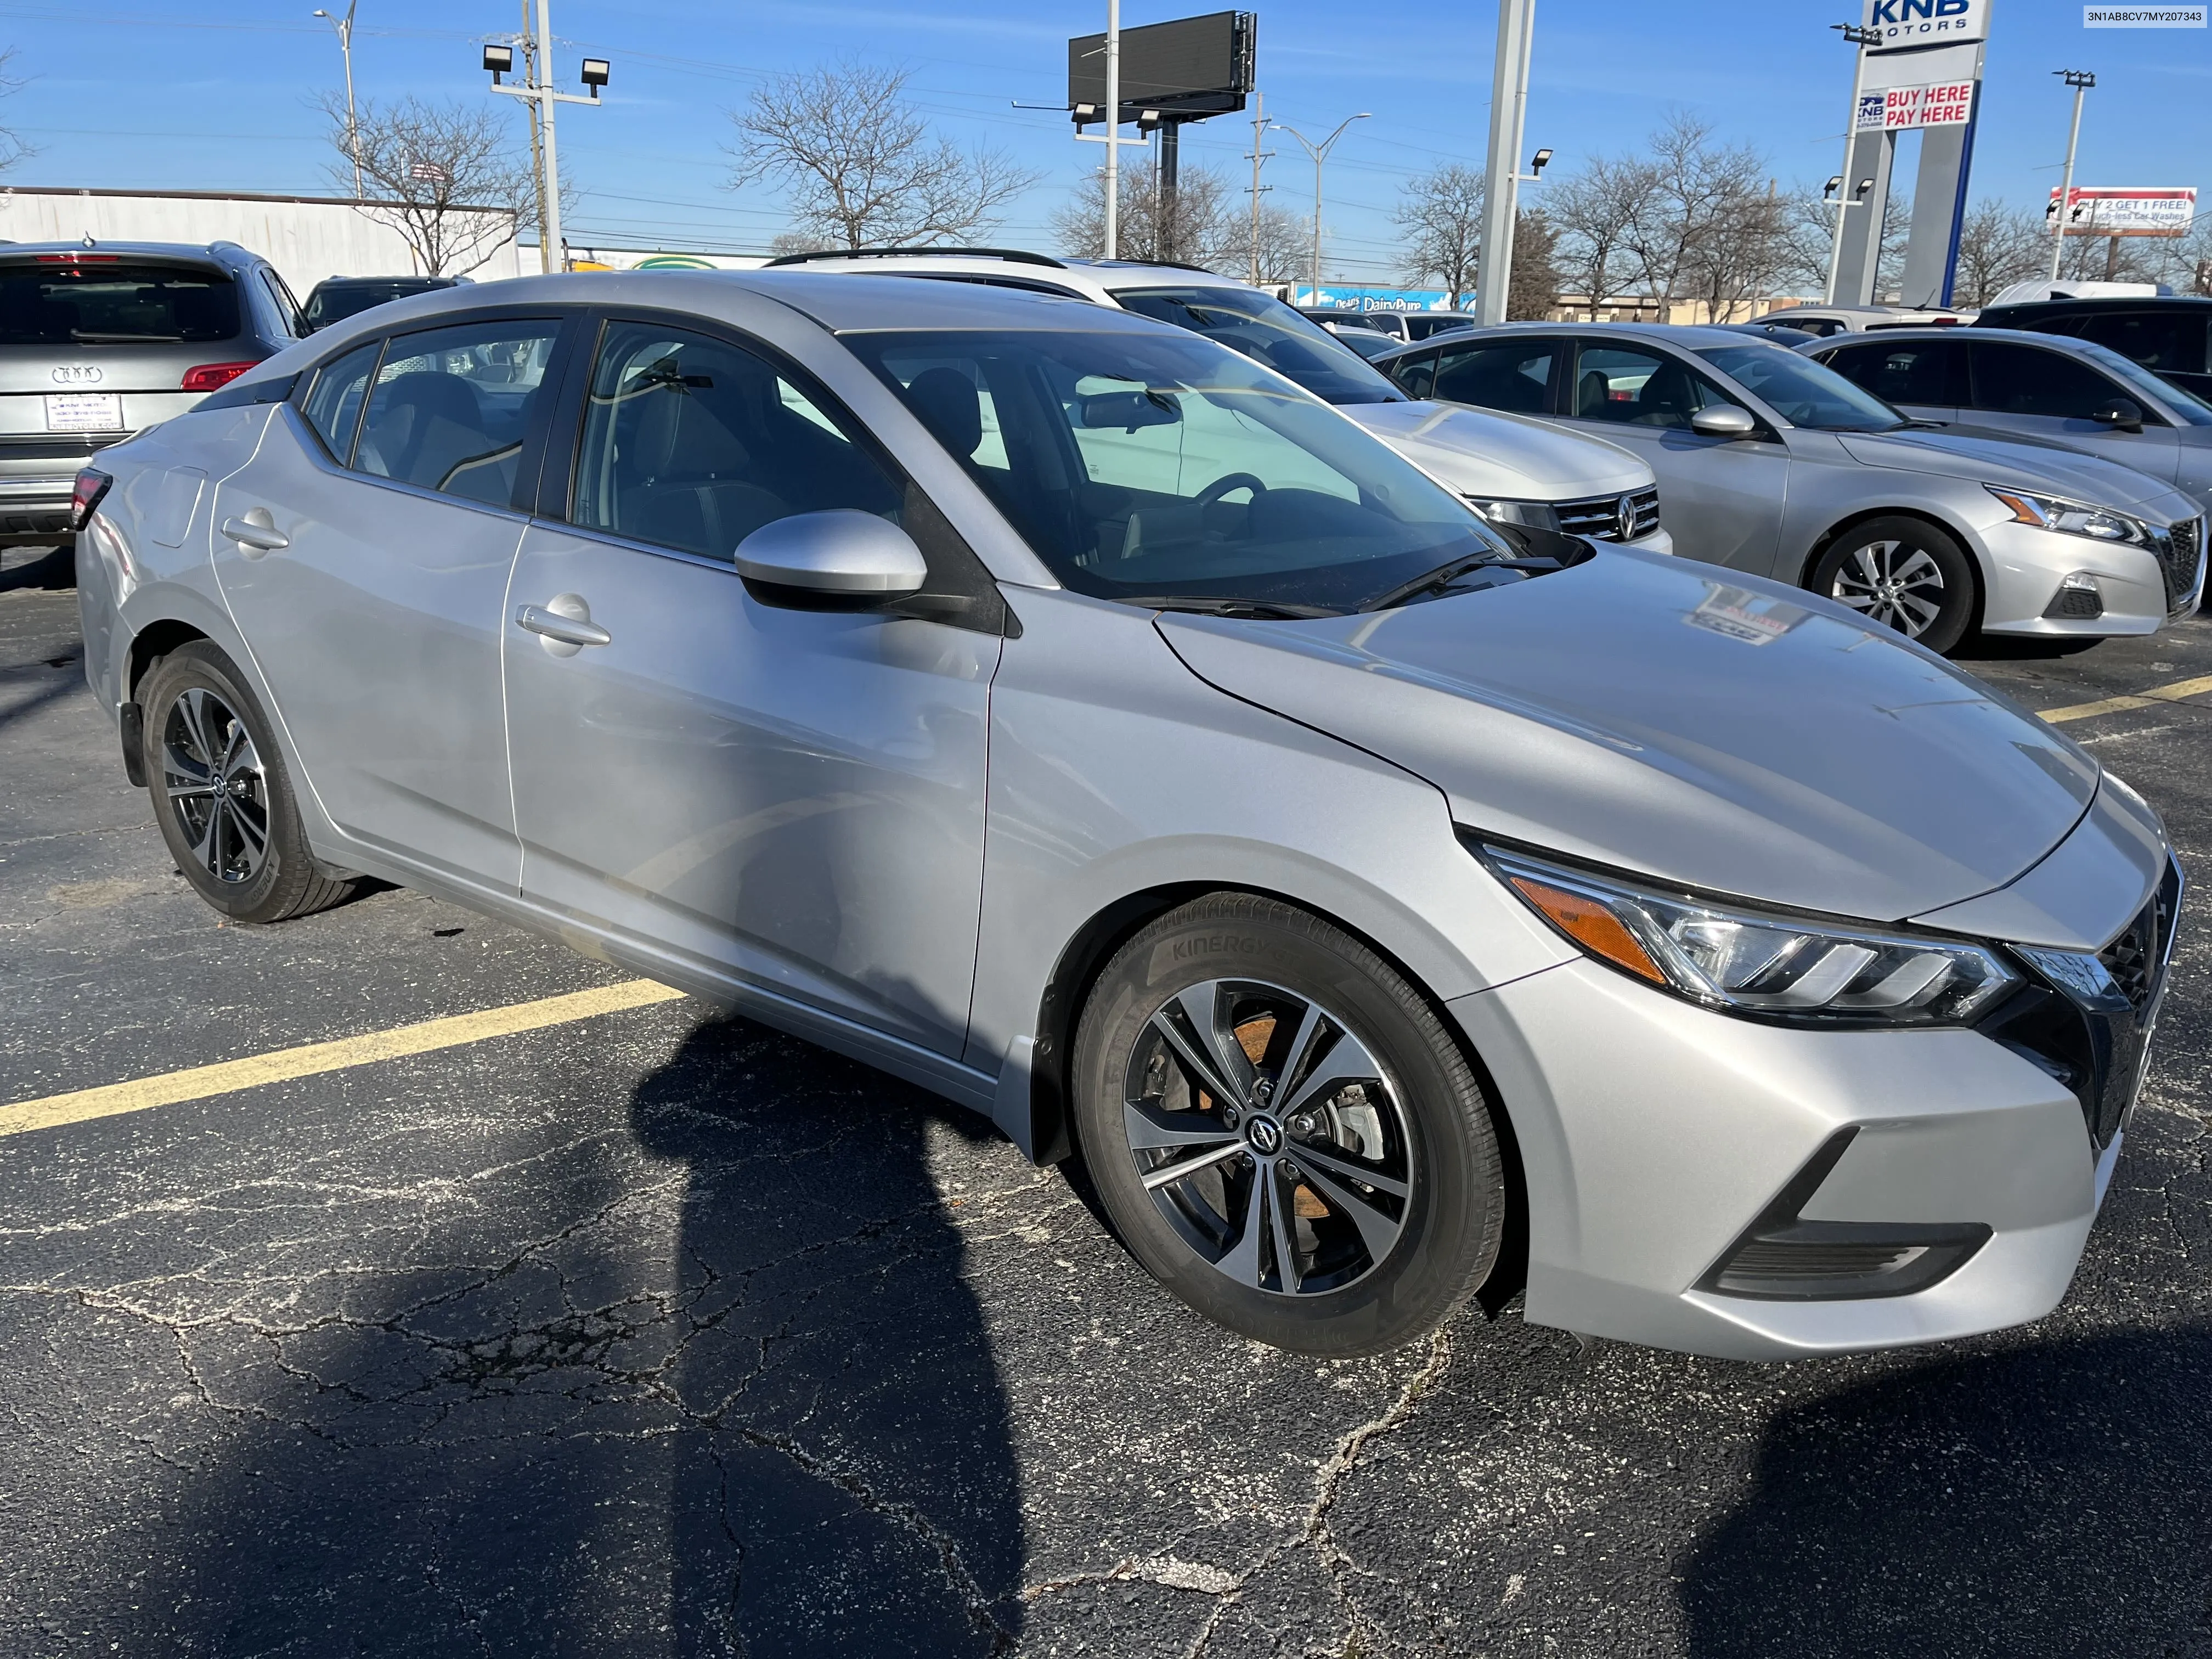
[1861, 0, 1990, 44]
[1857, 80, 1976, 129]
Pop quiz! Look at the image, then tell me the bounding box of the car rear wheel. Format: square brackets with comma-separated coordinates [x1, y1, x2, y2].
[138, 641, 355, 923]
[1070, 893, 1506, 1356]
[1810, 516, 1977, 654]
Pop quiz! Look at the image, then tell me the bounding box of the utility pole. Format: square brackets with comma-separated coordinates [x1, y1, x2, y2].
[518, 2, 549, 273]
[1105, 0, 1120, 257]
[1475, 0, 1534, 326]
[1273, 114, 1368, 307]
[485, 1, 607, 274]
[1246, 90, 1269, 286]
[312, 1, 362, 199]
[2049, 69, 2095, 282]
[1824, 21, 1880, 305]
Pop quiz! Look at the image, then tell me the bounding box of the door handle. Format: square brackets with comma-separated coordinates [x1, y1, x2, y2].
[221, 511, 290, 554]
[517, 595, 612, 656]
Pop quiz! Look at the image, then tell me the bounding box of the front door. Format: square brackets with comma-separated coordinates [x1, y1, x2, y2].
[208, 314, 566, 894]
[500, 318, 1000, 1057]
[1961, 339, 2184, 487]
[1555, 341, 1792, 574]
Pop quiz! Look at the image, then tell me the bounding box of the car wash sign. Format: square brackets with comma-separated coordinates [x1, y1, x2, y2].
[1857, 79, 1977, 129]
[1862, 0, 1990, 44]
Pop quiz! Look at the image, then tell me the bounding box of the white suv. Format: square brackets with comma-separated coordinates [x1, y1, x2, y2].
[774, 250, 1672, 554]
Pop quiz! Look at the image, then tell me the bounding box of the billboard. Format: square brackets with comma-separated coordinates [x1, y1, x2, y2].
[2048, 187, 2199, 236]
[1856, 80, 1976, 129]
[1069, 10, 1256, 122]
[1861, 0, 1990, 45]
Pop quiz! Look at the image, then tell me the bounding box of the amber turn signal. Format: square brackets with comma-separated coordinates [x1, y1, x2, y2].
[1508, 876, 1666, 983]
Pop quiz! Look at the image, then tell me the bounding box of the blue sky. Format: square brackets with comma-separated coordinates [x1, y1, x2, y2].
[0, 0, 2204, 279]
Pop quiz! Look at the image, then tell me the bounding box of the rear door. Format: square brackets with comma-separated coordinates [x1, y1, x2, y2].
[1815, 337, 1963, 425]
[208, 312, 574, 895]
[1554, 339, 1790, 573]
[1962, 338, 2184, 486]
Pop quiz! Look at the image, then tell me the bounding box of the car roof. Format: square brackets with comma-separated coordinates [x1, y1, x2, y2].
[1372, 320, 1751, 356]
[313, 275, 453, 288]
[0, 239, 247, 266]
[1982, 295, 2212, 313]
[754, 248, 1253, 299]
[1806, 325, 2098, 348]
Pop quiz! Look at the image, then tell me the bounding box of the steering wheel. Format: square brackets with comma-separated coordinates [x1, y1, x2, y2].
[1197, 472, 1269, 507]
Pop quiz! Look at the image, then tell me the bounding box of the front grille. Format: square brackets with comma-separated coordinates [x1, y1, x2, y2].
[2100, 858, 2181, 1011]
[1556, 486, 1660, 542]
[2152, 516, 2204, 619]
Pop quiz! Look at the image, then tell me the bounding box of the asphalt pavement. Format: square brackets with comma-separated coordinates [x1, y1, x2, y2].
[3, 543, 2208, 1658]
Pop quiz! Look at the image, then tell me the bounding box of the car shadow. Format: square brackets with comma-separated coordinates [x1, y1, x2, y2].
[1678, 1321, 2212, 1657]
[0, 544, 75, 592]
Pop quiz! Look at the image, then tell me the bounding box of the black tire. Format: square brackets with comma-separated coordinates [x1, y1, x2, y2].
[1809, 515, 1979, 655]
[137, 641, 355, 923]
[1070, 893, 1506, 1356]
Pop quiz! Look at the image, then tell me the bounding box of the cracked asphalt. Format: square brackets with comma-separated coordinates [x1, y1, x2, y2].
[3, 539, 2209, 1658]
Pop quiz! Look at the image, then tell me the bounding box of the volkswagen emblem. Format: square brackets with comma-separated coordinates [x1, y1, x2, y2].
[53, 364, 103, 386]
[1613, 494, 1636, 541]
[1245, 1115, 1283, 1155]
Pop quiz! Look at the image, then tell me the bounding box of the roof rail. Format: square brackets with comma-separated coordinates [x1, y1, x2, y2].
[1081, 258, 1222, 275]
[763, 246, 1069, 270]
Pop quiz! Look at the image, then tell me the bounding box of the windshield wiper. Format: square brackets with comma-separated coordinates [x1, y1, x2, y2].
[1124, 594, 1340, 620]
[71, 330, 184, 343]
[1357, 552, 1517, 612]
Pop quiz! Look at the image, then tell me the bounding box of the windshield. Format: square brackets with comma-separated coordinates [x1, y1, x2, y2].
[0, 260, 240, 345]
[1112, 285, 1407, 407]
[1694, 342, 1907, 431]
[2072, 337, 2212, 426]
[848, 327, 1512, 612]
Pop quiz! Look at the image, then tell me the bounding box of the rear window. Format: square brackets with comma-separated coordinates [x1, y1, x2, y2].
[304, 282, 439, 329]
[0, 261, 241, 346]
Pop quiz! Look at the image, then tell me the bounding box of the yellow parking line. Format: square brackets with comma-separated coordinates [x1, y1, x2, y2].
[0, 978, 689, 1142]
[2041, 673, 2212, 725]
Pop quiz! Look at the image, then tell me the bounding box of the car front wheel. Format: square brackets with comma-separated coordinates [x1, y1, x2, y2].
[1810, 516, 1978, 654]
[1071, 894, 1507, 1356]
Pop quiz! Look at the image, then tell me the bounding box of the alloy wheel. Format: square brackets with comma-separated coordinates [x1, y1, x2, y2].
[1120, 979, 1415, 1296]
[1830, 538, 1946, 637]
[160, 686, 271, 886]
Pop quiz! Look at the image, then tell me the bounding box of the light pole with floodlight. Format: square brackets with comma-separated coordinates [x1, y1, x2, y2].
[1272, 113, 1368, 306]
[313, 1, 362, 199]
[1823, 21, 1880, 306]
[484, 1, 607, 273]
[2049, 69, 2095, 281]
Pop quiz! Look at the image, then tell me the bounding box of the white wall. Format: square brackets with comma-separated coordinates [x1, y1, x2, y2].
[0, 189, 522, 300]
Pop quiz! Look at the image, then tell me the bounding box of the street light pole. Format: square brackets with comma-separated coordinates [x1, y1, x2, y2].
[2049, 69, 2095, 282]
[1475, 0, 1534, 326]
[1823, 21, 1880, 306]
[312, 1, 362, 199]
[1273, 113, 1368, 306]
[1104, 0, 1120, 258]
[486, 0, 607, 274]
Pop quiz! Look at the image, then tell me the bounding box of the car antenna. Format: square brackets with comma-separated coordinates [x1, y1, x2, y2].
[82, 234, 95, 249]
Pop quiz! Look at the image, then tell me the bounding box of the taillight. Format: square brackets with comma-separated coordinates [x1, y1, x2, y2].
[35, 252, 121, 262]
[70, 469, 113, 532]
[182, 361, 257, 393]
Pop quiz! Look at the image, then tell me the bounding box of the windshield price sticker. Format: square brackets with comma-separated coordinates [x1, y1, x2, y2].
[46, 393, 124, 432]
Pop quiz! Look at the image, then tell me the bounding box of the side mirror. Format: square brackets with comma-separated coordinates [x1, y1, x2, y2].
[1690, 404, 1758, 439]
[733, 510, 927, 610]
[2091, 398, 2145, 433]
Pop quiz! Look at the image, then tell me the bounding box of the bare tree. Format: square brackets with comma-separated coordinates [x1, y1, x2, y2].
[0, 49, 31, 176]
[1505, 208, 1561, 319]
[730, 62, 1038, 251]
[1616, 114, 1765, 315]
[317, 93, 534, 275]
[1053, 163, 1227, 267]
[1548, 155, 1649, 317]
[1251, 202, 1312, 287]
[1393, 163, 1483, 307]
[1950, 198, 2047, 306]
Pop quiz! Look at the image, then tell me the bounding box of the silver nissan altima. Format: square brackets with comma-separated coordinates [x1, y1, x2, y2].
[72, 273, 2179, 1361]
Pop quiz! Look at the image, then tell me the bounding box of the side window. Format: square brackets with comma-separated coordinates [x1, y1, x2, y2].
[356, 318, 559, 506]
[1570, 344, 1732, 428]
[2074, 311, 2209, 376]
[1822, 340, 1961, 405]
[1391, 349, 1438, 399]
[1967, 342, 2125, 420]
[301, 340, 382, 464]
[1432, 340, 1556, 414]
[571, 320, 902, 562]
[259, 269, 306, 340]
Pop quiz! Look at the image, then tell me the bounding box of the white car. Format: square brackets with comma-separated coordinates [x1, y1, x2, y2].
[772, 250, 1672, 554]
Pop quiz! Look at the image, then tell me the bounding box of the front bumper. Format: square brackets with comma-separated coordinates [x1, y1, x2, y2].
[1451, 956, 2126, 1361]
[1978, 515, 2203, 636]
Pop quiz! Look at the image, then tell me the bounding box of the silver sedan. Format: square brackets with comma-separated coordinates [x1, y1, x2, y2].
[1374, 322, 2206, 653]
[72, 273, 2177, 1361]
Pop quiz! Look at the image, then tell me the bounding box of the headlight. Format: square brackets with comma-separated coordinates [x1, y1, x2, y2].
[1987, 486, 2151, 547]
[1480, 846, 2019, 1026]
[1465, 497, 1560, 531]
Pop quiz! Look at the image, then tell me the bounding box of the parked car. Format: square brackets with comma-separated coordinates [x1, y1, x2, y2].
[1803, 328, 2212, 532]
[1372, 323, 2204, 653]
[302, 274, 471, 332]
[74, 272, 2180, 1363]
[1302, 308, 1483, 343]
[770, 251, 1669, 553]
[1968, 296, 2212, 404]
[1, 239, 304, 546]
[1327, 326, 1407, 362]
[1716, 320, 1822, 348]
[1754, 303, 1970, 338]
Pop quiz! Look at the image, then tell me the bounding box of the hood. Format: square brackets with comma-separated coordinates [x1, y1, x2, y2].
[1341, 400, 1650, 501]
[1836, 426, 2179, 512]
[1158, 549, 2099, 924]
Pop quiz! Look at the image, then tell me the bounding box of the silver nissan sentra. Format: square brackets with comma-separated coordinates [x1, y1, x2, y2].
[72, 272, 2179, 1361]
